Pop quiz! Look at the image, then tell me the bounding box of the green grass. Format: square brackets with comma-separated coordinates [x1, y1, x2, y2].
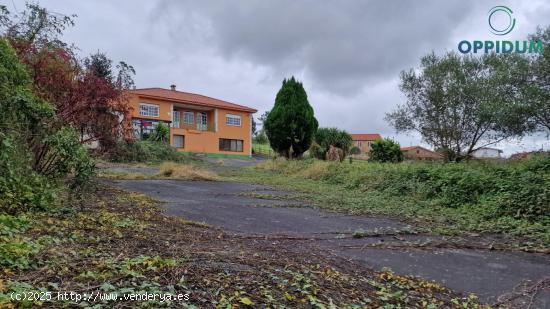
[228, 157, 550, 251]
[252, 143, 274, 156]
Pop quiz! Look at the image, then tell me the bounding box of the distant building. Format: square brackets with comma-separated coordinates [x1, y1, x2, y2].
[471, 147, 503, 159]
[401, 146, 443, 161]
[351, 134, 381, 157]
[510, 150, 548, 160]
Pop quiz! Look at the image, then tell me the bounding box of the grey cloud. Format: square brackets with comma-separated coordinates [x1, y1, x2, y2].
[153, 0, 476, 94]
[4, 0, 548, 155]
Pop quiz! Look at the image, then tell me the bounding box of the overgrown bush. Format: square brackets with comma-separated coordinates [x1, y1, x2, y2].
[257, 156, 550, 221]
[0, 39, 94, 213]
[368, 138, 403, 162]
[33, 127, 95, 190]
[0, 134, 56, 213]
[147, 122, 170, 143]
[108, 140, 187, 163]
[253, 131, 268, 144]
[311, 127, 353, 160]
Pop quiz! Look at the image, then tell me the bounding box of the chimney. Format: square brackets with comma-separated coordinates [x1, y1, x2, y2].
[170, 84, 176, 91]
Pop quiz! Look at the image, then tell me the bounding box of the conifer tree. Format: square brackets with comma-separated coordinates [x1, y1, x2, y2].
[264, 77, 318, 158]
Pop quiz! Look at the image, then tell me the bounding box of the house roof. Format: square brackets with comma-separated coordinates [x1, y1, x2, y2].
[128, 87, 257, 113]
[401, 145, 443, 157]
[401, 145, 443, 155]
[473, 147, 503, 153]
[351, 133, 381, 141]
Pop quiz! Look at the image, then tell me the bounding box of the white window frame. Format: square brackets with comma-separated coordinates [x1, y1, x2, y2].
[197, 112, 207, 131]
[172, 111, 180, 128]
[172, 135, 185, 148]
[225, 114, 241, 126]
[139, 103, 160, 117]
[183, 111, 194, 124]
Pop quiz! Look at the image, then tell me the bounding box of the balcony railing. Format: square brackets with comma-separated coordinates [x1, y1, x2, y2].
[171, 121, 215, 132]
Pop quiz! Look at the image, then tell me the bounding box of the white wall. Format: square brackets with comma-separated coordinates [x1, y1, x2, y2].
[472, 148, 501, 158]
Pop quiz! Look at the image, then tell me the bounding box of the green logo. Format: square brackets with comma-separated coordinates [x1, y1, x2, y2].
[458, 5, 542, 54]
[488, 6, 516, 35]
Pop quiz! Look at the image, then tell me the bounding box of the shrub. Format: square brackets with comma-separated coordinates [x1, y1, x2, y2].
[259, 157, 550, 221]
[148, 122, 170, 143]
[368, 138, 404, 163]
[108, 140, 187, 163]
[490, 157, 550, 219]
[0, 135, 56, 213]
[0, 39, 94, 213]
[33, 127, 95, 189]
[312, 127, 353, 160]
[309, 143, 324, 160]
[253, 131, 268, 144]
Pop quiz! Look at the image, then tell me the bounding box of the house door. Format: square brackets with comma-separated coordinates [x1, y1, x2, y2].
[197, 112, 207, 131]
[172, 111, 180, 128]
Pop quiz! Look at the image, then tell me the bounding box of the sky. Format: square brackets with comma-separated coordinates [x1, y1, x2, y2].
[3, 0, 550, 156]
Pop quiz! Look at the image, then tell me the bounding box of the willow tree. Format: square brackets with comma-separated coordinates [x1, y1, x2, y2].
[525, 26, 550, 132]
[386, 52, 527, 161]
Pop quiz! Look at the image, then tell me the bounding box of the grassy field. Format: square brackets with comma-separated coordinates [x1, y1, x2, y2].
[252, 143, 274, 156]
[228, 157, 550, 251]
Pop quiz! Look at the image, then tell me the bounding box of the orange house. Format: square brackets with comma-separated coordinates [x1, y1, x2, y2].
[351, 133, 382, 155]
[126, 85, 257, 158]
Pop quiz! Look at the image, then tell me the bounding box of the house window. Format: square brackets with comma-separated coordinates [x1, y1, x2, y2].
[184, 111, 194, 124]
[139, 103, 159, 117]
[132, 119, 162, 139]
[197, 112, 207, 131]
[172, 135, 185, 148]
[225, 114, 241, 126]
[172, 111, 180, 128]
[219, 138, 243, 152]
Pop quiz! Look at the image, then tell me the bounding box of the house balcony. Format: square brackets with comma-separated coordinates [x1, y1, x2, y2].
[170, 121, 216, 133]
[171, 104, 217, 133]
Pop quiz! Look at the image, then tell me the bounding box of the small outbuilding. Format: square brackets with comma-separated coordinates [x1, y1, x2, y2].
[470, 147, 503, 160]
[401, 146, 443, 161]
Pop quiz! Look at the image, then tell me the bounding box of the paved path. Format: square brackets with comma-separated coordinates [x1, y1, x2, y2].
[111, 179, 550, 307]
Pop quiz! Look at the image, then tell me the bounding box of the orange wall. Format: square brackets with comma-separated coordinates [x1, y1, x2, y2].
[171, 109, 252, 156]
[129, 94, 253, 156]
[128, 94, 172, 122]
[173, 108, 215, 131]
[353, 140, 373, 154]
